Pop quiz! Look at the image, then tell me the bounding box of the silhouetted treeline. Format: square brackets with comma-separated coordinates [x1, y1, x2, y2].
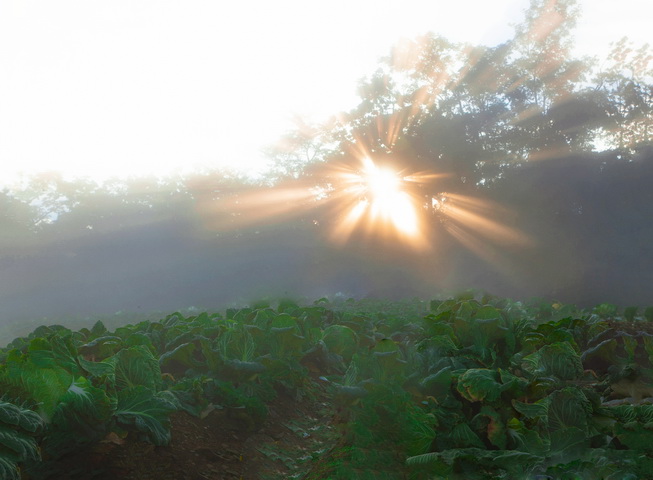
[1, 147, 652, 329]
[270, 0, 652, 191]
[477, 148, 653, 306]
[1, 0, 652, 332]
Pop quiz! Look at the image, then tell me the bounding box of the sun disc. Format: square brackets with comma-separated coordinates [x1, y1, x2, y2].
[367, 168, 400, 201]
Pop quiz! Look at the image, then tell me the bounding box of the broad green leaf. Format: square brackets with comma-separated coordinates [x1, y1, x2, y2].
[222, 359, 266, 383]
[624, 306, 639, 322]
[270, 313, 298, 329]
[419, 366, 452, 398]
[108, 345, 162, 391]
[452, 422, 485, 448]
[637, 404, 653, 424]
[322, 325, 358, 362]
[277, 298, 300, 313]
[269, 315, 305, 358]
[0, 403, 43, 434]
[522, 342, 583, 380]
[114, 386, 177, 446]
[78, 357, 116, 387]
[371, 339, 406, 379]
[455, 300, 476, 320]
[622, 334, 638, 362]
[0, 425, 40, 461]
[431, 299, 455, 315]
[167, 378, 210, 418]
[593, 303, 618, 318]
[474, 306, 502, 321]
[0, 457, 20, 480]
[645, 306, 653, 322]
[407, 448, 510, 477]
[0, 350, 73, 419]
[251, 308, 275, 329]
[581, 338, 618, 372]
[342, 356, 359, 386]
[159, 342, 201, 371]
[334, 385, 368, 406]
[614, 422, 653, 452]
[498, 369, 529, 398]
[428, 335, 458, 355]
[608, 404, 637, 423]
[244, 324, 267, 346]
[456, 368, 502, 403]
[90, 320, 107, 337]
[60, 376, 113, 412]
[370, 338, 397, 354]
[405, 451, 451, 475]
[0, 403, 21, 428]
[26, 337, 58, 369]
[549, 426, 590, 460]
[472, 406, 507, 449]
[44, 377, 116, 457]
[512, 398, 549, 420]
[224, 359, 266, 373]
[49, 336, 83, 375]
[123, 332, 156, 352]
[643, 335, 653, 364]
[199, 337, 221, 372]
[507, 417, 550, 456]
[533, 321, 577, 347]
[401, 404, 436, 456]
[493, 450, 543, 468]
[475, 318, 509, 344]
[547, 387, 592, 432]
[218, 325, 256, 361]
[78, 335, 123, 359]
[164, 330, 202, 352]
[423, 316, 457, 341]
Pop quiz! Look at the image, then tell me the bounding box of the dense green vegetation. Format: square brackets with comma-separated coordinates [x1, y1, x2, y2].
[1, 294, 652, 479]
[0, 3, 651, 477]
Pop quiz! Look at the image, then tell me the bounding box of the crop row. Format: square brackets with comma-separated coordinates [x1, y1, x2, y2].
[0, 296, 652, 479]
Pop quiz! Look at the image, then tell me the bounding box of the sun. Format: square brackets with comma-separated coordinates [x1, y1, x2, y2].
[327, 157, 428, 249]
[360, 158, 420, 236]
[364, 158, 400, 201]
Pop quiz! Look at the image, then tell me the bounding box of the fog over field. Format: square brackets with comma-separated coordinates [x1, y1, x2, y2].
[1, 0, 652, 340]
[2, 149, 651, 339]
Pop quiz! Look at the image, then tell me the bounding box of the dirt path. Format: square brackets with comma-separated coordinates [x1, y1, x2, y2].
[48, 379, 338, 480]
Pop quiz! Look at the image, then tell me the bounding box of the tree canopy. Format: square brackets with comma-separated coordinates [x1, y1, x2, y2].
[268, 0, 652, 190]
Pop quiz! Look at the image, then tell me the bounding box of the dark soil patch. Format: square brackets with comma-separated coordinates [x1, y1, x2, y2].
[48, 380, 338, 480]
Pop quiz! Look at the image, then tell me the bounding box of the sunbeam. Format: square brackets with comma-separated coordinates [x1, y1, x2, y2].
[432, 192, 533, 250]
[327, 157, 429, 250]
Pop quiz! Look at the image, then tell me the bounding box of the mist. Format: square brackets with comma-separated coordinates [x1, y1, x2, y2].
[1, 1, 652, 344]
[0, 146, 651, 342]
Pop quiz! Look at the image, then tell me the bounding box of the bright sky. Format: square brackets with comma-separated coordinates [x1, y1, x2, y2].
[0, 0, 651, 187]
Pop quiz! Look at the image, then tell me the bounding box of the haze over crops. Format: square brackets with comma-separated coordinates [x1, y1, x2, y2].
[0, 0, 651, 336]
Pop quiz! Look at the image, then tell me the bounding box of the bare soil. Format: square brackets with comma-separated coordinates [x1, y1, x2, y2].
[48, 380, 339, 480]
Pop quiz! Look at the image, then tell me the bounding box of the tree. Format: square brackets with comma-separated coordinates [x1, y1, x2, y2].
[264, 117, 334, 181]
[267, 0, 615, 192]
[593, 37, 653, 155]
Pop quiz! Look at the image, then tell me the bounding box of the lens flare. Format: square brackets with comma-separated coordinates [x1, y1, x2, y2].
[328, 157, 428, 249]
[365, 161, 401, 203]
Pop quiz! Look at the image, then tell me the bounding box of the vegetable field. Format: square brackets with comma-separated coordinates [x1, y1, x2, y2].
[1, 294, 652, 479]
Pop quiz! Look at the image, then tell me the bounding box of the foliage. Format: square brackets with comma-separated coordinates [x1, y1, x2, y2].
[0, 401, 43, 480]
[1, 292, 653, 478]
[269, 0, 651, 191]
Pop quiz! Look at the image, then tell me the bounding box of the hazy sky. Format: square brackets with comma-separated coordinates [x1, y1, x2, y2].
[1, 0, 651, 187]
